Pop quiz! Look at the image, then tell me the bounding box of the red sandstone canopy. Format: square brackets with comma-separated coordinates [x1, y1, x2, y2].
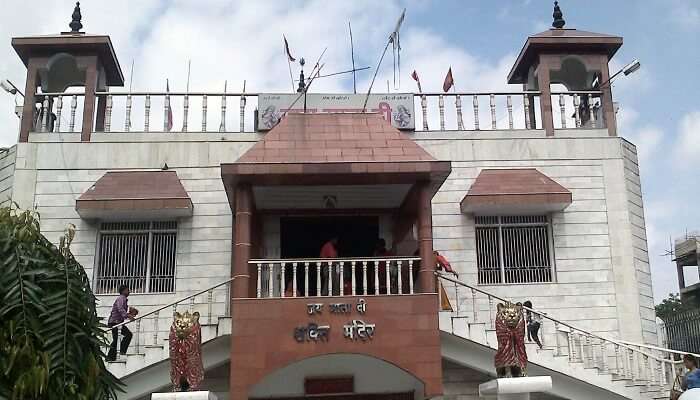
[76, 170, 193, 220]
[221, 113, 451, 210]
[508, 28, 623, 84]
[460, 168, 572, 215]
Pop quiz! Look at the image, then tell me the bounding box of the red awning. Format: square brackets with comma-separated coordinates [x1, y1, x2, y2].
[460, 168, 572, 215]
[76, 170, 193, 220]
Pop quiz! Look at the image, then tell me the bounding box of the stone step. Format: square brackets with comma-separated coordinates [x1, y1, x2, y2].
[106, 318, 229, 379]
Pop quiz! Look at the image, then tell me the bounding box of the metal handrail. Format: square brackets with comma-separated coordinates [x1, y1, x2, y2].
[415, 91, 541, 96]
[34, 90, 556, 97]
[95, 91, 255, 96]
[34, 90, 601, 98]
[436, 272, 680, 365]
[106, 274, 248, 331]
[249, 256, 421, 263]
[616, 339, 700, 358]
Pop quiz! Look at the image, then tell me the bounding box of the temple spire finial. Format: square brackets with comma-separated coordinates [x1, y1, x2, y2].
[552, 1, 565, 29]
[69, 2, 84, 33]
[296, 58, 306, 93]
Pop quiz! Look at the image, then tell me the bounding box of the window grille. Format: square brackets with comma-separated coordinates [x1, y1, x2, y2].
[95, 221, 177, 294]
[475, 215, 553, 284]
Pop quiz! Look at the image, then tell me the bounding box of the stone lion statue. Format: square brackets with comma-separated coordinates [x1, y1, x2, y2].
[169, 311, 204, 391]
[494, 301, 528, 378]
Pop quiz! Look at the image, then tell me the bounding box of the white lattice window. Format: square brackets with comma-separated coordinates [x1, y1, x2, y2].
[475, 216, 554, 284]
[94, 221, 177, 294]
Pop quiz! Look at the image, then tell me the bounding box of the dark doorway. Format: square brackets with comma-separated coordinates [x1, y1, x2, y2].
[280, 216, 379, 259]
[280, 216, 380, 296]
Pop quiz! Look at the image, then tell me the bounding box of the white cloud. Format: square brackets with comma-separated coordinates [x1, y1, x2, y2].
[0, 0, 525, 141]
[671, 0, 700, 30]
[674, 110, 700, 160]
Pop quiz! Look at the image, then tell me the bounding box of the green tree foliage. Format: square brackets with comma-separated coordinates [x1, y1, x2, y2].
[0, 206, 122, 399]
[655, 293, 691, 322]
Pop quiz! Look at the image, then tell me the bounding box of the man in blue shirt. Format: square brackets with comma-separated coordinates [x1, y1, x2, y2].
[683, 354, 700, 391]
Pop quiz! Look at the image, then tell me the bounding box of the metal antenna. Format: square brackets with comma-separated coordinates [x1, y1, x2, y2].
[349, 21, 357, 94]
[294, 66, 370, 82]
[661, 235, 675, 258]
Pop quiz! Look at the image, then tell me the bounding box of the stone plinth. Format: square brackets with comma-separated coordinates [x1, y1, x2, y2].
[479, 377, 553, 400]
[152, 392, 218, 400]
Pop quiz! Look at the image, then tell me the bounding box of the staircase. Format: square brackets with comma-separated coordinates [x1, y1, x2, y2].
[436, 273, 685, 400]
[104, 273, 688, 400]
[105, 277, 239, 380]
[106, 315, 232, 379]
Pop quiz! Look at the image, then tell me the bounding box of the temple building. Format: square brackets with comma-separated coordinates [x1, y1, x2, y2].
[1, 2, 679, 400]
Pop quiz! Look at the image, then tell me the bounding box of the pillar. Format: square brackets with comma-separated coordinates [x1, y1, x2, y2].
[677, 261, 686, 291]
[417, 182, 436, 293]
[598, 55, 617, 136]
[81, 56, 99, 142]
[94, 93, 107, 132]
[232, 183, 253, 298]
[18, 58, 42, 142]
[536, 56, 555, 137]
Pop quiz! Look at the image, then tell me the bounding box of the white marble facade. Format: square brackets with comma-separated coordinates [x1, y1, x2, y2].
[0, 127, 656, 345]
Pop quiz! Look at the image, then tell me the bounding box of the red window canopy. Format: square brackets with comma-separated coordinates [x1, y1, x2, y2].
[76, 170, 193, 220]
[460, 168, 572, 216]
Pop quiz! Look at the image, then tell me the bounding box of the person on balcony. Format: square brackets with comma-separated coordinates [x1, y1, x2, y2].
[522, 300, 543, 349]
[682, 354, 700, 390]
[106, 284, 137, 361]
[319, 237, 339, 295]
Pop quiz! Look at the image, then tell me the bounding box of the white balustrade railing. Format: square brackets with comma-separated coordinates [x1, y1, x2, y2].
[437, 273, 687, 392]
[415, 92, 540, 131]
[97, 92, 254, 133]
[33, 93, 86, 133]
[30, 90, 605, 135]
[250, 257, 420, 298]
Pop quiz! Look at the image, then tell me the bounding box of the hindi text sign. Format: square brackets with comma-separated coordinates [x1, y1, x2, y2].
[258, 93, 415, 131]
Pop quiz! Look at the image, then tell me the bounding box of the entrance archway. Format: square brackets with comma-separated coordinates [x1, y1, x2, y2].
[249, 353, 425, 400]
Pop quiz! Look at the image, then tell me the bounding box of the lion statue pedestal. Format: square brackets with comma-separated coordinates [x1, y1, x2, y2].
[151, 391, 218, 400]
[478, 376, 552, 400]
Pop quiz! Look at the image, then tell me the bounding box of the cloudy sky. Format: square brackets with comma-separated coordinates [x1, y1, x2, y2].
[0, 0, 698, 303]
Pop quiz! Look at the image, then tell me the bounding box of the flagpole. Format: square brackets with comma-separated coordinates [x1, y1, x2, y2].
[284, 36, 295, 92]
[349, 21, 357, 94]
[127, 59, 134, 130]
[186, 59, 191, 92]
[363, 8, 405, 111]
[287, 58, 295, 92]
[129, 59, 135, 92]
[183, 59, 191, 132]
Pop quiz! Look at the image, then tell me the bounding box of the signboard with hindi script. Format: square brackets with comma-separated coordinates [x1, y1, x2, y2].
[257, 93, 415, 131]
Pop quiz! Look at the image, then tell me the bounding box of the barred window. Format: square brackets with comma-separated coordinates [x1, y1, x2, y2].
[475, 216, 554, 284]
[95, 221, 177, 294]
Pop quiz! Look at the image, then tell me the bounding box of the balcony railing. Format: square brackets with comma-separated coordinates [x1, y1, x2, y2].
[29, 90, 604, 135]
[250, 256, 421, 298]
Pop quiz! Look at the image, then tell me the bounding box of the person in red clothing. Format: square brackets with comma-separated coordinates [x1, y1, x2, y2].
[319, 237, 339, 295]
[319, 237, 339, 258]
[434, 250, 457, 311]
[435, 250, 458, 277]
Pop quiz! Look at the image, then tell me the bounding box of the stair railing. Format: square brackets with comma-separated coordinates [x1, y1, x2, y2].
[437, 273, 686, 391]
[104, 274, 247, 361]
